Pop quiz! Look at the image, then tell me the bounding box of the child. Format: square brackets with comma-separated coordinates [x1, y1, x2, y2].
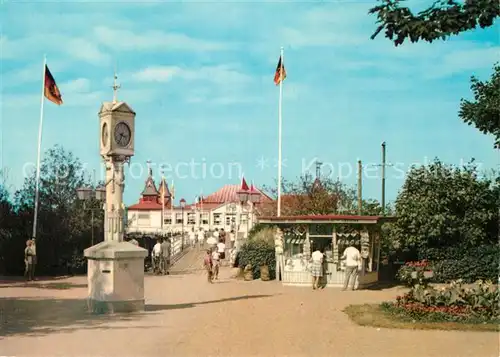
[203, 249, 213, 283]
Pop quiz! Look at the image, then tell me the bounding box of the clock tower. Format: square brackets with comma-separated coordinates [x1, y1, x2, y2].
[84, 73, 147, 314]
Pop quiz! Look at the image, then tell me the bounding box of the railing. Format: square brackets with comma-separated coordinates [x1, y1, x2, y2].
[170, 234, 189, 265]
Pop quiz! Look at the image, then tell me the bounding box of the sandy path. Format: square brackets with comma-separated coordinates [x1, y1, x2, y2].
[1, 271, 498, 357]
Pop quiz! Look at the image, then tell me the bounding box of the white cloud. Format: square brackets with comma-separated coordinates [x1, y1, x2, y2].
[425, 46, 500, 79]
[94, 26, 232, 52]
[63, 38, 110, 65]
[131, 65, 253, 85]
[0, 34, 110, 65]
[61, 78, 91, 93]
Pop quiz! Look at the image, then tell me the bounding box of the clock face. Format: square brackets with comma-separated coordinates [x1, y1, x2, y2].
[114, 122, 131, 147]
[101, 123, 108, 146]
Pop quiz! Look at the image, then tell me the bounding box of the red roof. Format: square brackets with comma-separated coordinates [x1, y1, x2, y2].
[202, 184, 273, 203]
[128, 200, 163, 211]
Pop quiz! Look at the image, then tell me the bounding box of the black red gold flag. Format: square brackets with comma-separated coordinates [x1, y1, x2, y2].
[44, 65, 63, 105]
[273, 56, 287, 85]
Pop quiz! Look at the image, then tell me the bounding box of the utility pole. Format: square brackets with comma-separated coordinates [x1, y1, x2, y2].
[381, 142, 386, 216]
[315, 160, 323, 179]
[357, 160, 362, 215]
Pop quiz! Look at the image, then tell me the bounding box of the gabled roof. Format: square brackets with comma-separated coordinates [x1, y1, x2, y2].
[99, 101, 136, 115]
[141, 174, 158, 196]
[158, 178, 171, 198]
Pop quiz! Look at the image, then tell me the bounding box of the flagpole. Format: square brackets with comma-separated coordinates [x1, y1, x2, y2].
[32, 55, 47, 240]
[161, 172, 165, 232]
[171, 180, 174, 230]
[277, 47, 284, 217]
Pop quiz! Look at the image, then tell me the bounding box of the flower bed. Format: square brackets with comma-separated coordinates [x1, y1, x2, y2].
[382, 279, 499, 324]
[397, 260, 433, 287]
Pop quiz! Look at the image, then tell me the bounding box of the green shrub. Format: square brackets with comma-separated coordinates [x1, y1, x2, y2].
[419, 245, 499, 283]
[250, 226, 276, 244]
[388, 279, 500, 322]
[238, 239, 276, 280]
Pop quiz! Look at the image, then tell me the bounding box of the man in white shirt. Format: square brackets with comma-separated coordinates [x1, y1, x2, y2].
[152, 239, 163, 275]
[341, 241, 361, 290]
[189, 229, 196, 248]
[217, 240, 226, 263]
[197, 228, 205, 249]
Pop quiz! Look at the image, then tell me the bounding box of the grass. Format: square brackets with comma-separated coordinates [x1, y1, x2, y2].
[343, 304, 499, 332]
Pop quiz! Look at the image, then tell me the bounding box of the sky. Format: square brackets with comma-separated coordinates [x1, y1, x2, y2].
[1, 1, 499, 207]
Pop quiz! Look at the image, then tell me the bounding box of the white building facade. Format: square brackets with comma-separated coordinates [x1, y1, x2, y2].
[126, 170, 271, 237]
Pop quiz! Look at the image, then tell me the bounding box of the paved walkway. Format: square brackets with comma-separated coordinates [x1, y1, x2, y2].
[0, 269, 498, 357]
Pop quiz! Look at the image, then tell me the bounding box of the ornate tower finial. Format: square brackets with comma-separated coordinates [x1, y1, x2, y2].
[112, 70, 121, 103]
[146, 160, 152, 176]
[315, 160, 323, 179]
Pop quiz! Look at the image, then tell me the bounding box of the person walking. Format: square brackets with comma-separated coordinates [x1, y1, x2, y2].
[152, 239, 163, 275]
[189, 228, 196, 248]
[341, 241, 361, 291]
[161, 237, 171, 275]
[197, 228, 205, 249]
[217, 238, 226, 265]
[310, 247, 324, 290]
[219, 228, 226, 244]
[229, 229, 236, 249]
[203, 249, 213, 283]
[211, 249, 221, 280]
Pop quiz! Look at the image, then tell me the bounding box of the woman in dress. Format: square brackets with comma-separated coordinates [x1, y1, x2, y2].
[310, 247, 324, 290]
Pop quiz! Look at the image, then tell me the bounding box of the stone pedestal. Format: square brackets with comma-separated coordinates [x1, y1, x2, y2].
[84, 240, 148, 314]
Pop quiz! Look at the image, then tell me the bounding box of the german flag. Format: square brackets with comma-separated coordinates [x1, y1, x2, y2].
[273, 56, 286, 85]
[44, 65, 63, 105]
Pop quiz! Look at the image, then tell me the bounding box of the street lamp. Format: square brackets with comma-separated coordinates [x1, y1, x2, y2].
[76, 185, 106, 246]
[237, 184, 261, 237]
[180, 198, 186, 250]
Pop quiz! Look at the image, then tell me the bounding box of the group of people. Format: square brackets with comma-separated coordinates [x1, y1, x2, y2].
[201, 228, 238, 283]
[309, 241, 362, 291]
[151, 237, 172, 275]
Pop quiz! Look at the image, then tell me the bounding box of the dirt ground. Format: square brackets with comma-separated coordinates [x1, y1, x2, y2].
[0, 269, 498, 357]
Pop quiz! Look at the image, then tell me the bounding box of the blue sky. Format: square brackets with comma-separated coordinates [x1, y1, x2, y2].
[1, 1, 499, 206]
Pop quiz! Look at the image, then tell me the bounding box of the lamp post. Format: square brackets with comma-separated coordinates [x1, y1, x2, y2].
[237, 185, 261, 238]
[76, 185, 106, 246]
[180, 198, 186, 250]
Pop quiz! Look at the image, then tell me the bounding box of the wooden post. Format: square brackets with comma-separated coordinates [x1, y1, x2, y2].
[357, 160, 362, 215]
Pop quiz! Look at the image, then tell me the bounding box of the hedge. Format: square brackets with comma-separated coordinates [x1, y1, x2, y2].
[418, 245, 499, 283]
[237, 239, 276, 280]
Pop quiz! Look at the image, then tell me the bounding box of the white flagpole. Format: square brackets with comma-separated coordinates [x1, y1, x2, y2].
[161, 172, 165, 232]
[277, 47, 284, 217]
[170, 179, 174, 229]
[32, 55, 47, 240]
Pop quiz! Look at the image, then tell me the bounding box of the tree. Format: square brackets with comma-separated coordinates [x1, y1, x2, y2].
[369, 1, 500, 146]
[0, 170, 14, 273]
[12, 145, 101, 275]
[389, 159, 498, 254]
[261, 174, 357, 216]
[460, 64, 500, 148]
[369, 0, 499, 46]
